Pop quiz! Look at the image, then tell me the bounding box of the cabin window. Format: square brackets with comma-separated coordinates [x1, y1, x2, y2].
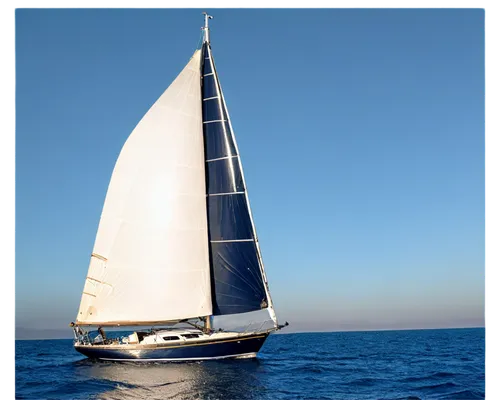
[162, 336, 180, 341]
[181, 334, 200, 339]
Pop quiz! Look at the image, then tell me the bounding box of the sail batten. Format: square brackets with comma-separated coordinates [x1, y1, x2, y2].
[76, 50, 213, 326]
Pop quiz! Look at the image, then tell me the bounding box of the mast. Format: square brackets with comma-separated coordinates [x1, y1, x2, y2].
[200, 12, 213, 331]
[204, 315, 212, 332]
[202, 12, 213, 44]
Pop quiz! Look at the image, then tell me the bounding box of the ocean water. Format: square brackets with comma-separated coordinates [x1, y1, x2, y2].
[16, 328, 484, 400]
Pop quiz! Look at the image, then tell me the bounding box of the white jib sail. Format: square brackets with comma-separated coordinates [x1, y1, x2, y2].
[76, 50, 212, 325]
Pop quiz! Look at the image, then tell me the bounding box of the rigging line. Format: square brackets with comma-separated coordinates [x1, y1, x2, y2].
[216, 281, 262, 300]
[215, 258, 261, 293]
[216, 251, 263, 294]
[212, 285, 255, 301]
[241, 258, 266, 291]
[237, 244, 264, 287]
[219, 248, 261, 292]
[196, 29, 204, 50]
[215, 248, 262, 294]
[213, 277, 255, 294]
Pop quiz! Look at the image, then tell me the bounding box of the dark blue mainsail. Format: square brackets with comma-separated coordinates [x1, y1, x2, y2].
[201, 43, 268, 316]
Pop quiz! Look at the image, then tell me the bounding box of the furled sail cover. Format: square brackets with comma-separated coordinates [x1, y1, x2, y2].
[76, 50, 212, 325]
[202, 43, 269, 316]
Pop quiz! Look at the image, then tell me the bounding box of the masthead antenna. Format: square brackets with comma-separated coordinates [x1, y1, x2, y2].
[202, 12, 213, 43]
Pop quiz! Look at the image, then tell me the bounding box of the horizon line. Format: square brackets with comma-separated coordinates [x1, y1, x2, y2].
[15, 325, 485, 341]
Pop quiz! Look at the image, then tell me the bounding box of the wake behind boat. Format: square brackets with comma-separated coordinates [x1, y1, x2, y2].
[70, 13, 287, 362]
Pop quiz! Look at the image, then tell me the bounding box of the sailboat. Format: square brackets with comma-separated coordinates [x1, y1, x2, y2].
[71, 13, 287, 362]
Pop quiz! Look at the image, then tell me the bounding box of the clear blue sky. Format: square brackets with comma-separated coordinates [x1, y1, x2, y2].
[15, 8, 484, 335]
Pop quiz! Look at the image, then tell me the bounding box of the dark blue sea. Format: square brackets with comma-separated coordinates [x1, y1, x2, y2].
[15, 328, 485, 400]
